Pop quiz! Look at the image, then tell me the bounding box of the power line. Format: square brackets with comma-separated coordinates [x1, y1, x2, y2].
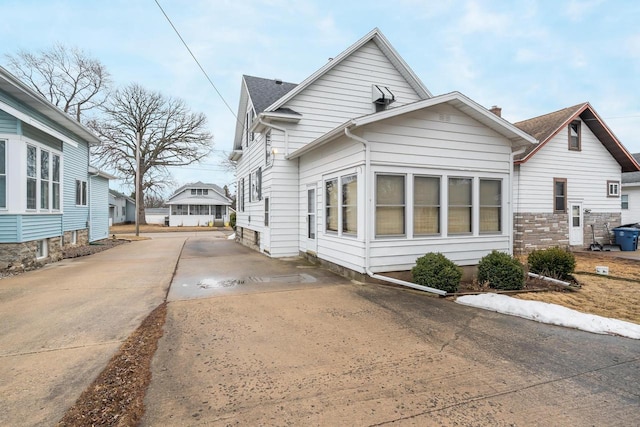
[154, 0, 240, 125]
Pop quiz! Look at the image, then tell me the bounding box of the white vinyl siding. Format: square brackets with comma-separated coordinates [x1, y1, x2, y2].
[621, 185, 640, 225]
[514, 118, 622, 214]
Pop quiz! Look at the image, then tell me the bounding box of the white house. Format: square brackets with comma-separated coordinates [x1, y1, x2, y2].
[513, 103, 639, 252]
[167, 181, 232, 227]
[108, 189, 135, 225]
[622, 153, 640, 226]
[231, 28, 537, 279]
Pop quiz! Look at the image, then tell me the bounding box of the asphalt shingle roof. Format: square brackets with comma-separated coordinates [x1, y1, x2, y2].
[169, 181, 228, 200]
[243, 75, 297, 114]
[622, 154, 640, 183]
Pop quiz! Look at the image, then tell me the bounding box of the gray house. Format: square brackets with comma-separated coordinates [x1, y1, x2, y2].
[109, 189, 135, 225]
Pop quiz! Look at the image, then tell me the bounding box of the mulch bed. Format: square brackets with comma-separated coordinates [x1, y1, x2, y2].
[57, 303, 167, 427]
[62, 238, 128, 259]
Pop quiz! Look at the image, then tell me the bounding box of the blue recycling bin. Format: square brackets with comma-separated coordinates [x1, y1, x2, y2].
[612, 227, 640, 251]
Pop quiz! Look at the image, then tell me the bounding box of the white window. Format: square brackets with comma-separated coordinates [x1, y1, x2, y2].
[325, 178, 338, 233]
[0, 140, 5, 209]
[622, 194, 629, 210]
[239, 179, 245, 212]
[448, 177, 472, 234]
[480, 179, 502, 233]
[52, 154, 60, 210]
[76, 179, 87, 206]
[414, 176, 440, 235]
[607, 181, 620, 197]
[265, 131, 273, 166]
[36, 239, 48, 259]
[341, 174, 357, 235]
[27, 145, 37, 209]
[376, 174, 405, 236]
[264, 197, 269, 226]
[40, 150, 49, 209]
[250, 168, 262, 202]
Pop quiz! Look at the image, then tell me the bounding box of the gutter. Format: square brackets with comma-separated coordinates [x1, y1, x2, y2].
[343, 127, 446, 296]
[258, 118, 289, 157]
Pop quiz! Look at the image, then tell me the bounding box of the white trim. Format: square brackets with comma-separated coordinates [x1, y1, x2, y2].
[0, 100, 79, 147]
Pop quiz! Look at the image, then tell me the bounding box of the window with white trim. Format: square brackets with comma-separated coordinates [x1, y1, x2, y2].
[341, 174, 357, 235]
[414, 176, 440, 235]
[448, 177, 472, 234]
[480, 179, 502, 233]
[622, 194, 629, 210]
[36, 239, 48, 259]
[376, 174, 405, 236]
[264, 197, 269, 226]
[607, 180, 620, 197]
[76, 179, 87, 206]
[265, 131, 272, 166]
[52, 154, 60, 210]
[27, 145, 61, 211]
[27, 145, 37, 209]
[325, 178, 338, 233]
[40, 150, 49, 209]
[0, 140, 6, 209]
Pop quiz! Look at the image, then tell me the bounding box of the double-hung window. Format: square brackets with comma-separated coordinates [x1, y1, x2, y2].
[27, 145, 37, 209]
[264, 197, 270, 226]
[554, 178, 567, 213]
[568, 121, 581, 151]
[265, 131, 272, 166]
[52, 154, 60, 210]
[480, 179, 501, 233]
[76, 179, 87, 206]
[376, 174, 405, 236]
[0, 140, 6, 208]
[622, 194, 629, 210]
[607, 181, 620, 197]
[448, 177, 472, 234]
[325, 178, 338, 232]
[414, 176, 440, 235]
[40, 150, 49, 209]
[341, 174, 357, 234]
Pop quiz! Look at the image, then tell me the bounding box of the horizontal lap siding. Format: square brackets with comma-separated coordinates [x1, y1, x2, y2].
[89, 176, 109, 241]
[515, 119, 622, 213]
[299, 135, 366, 270]
[284, 41, 423, 152]
[0, 110, 18, 133]
[621, 185, 640, 224]
[63, 141, 89, 231]
[0, 216, 18, 242]
[21, 214, 63, 241]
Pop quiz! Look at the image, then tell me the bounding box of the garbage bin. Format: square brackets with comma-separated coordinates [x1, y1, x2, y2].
[612, 227, 640, 251]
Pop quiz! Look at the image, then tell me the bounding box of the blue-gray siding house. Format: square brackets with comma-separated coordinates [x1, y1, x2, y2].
[0, 66, 111, 270]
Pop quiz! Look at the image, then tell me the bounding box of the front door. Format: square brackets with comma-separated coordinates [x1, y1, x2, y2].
[307, 187, 317, 253]
[569, 202, 583, 246]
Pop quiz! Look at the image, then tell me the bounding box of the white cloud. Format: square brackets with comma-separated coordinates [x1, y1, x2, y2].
[565, 0, 605, 22]
[458, 0, 511, 35]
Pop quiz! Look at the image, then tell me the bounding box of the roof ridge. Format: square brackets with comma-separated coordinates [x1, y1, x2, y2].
[515, 102, 587, 125]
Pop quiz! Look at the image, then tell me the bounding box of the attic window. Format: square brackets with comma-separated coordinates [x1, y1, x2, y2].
[568, 121, 581, 151]
[372, 84, 395, 112]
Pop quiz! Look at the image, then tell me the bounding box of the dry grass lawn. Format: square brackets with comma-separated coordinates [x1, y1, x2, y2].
[516, 253, 640, 324]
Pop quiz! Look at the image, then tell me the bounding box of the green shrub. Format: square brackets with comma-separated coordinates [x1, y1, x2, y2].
[477, 250, 525, 290]
[411, 253, 462, 293]
[230, 212, 236, 229]
[527, 247, 576, 280]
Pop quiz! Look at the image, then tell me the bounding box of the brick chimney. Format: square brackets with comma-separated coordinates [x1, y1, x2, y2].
[489, 105, 502, 117]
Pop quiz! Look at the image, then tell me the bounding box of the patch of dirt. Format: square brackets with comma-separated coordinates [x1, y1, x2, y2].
[63, 238, 128, 259]
[58, 302, 167, 427]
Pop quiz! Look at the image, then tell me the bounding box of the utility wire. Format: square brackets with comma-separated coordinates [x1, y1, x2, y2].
[154, 0, 240, 125]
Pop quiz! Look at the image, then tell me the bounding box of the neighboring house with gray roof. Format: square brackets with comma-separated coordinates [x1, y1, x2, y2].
[108, 189, 135, 225]
[622, 153, 640, 225]
[512, 103, 639, 252]
[167, 181, 232, 227]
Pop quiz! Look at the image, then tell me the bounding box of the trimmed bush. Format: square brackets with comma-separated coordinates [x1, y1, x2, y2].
[411, 252, 462, 293]
[229, 212, 236, 229]
[528, 247, 576, 280]
[477, 250, 525, 290]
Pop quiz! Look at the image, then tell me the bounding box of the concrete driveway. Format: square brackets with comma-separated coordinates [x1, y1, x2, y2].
[0, 234, 194, 427]
[143, 238, 640, 426]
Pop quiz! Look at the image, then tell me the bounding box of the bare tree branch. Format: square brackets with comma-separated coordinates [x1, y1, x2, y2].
[89, 83, 213, 224]
[4, 43, 111, 122]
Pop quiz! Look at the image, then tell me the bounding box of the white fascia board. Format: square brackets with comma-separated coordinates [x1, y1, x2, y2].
[0, 100, 80, 147]
[88, 166, 117, 180]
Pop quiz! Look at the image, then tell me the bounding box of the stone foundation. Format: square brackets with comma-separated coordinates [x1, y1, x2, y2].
[62, 229, 89, 247]
[235, 226, 261, 252]
[514, 212, 621, 254]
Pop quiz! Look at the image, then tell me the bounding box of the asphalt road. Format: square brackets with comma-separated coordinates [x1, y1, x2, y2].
[143, 237, 640, 426]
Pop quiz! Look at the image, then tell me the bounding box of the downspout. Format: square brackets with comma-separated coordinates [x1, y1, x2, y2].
[258, 118, 289, 157]
[343, 127, 446, 296]
[510, 147, 527, 255]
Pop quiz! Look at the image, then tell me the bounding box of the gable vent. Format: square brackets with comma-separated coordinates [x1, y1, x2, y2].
[372, 84, 395, 107]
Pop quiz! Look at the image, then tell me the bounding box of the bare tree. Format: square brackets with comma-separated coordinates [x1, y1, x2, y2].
[5, 44, 111, 122]
[89, 83, 213, 224]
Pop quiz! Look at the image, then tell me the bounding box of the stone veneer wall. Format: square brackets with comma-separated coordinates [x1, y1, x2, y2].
[514, 212, 621, 254]
[0, 228, 90, 273]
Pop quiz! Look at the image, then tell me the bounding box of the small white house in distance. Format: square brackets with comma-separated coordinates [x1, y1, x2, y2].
[622, 153, 640, 225]
[108, 189, 135, 225]
[167, 182, 232, 227]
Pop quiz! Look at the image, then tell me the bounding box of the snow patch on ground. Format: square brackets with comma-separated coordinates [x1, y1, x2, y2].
[227, 233, 235, 240]
[456, 293, 640, 340]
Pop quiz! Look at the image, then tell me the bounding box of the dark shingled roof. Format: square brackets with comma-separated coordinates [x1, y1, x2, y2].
[243, 75, 297, 114]
[169, 181, 228, 199]
[514, 103, 640, 172]
[622, 154, 640, 183]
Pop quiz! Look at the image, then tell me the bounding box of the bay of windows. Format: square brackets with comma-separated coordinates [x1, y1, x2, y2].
[28, 144, 61, 211]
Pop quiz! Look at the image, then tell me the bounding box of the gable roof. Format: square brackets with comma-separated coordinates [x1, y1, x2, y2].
[622, 153, 640, 184]
[109, 188, 135, 203]
[514, 102, 640, 172]
[243, 75, 297, 115]
[266, 28, 431, 113]
[0, 66, 100, 147]
[288, 91, 536, 159]
[168, 181, 230, 201]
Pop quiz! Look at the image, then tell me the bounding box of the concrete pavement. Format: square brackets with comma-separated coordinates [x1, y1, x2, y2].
[143, 238, 640, 426]
[0, 234, 190, 426]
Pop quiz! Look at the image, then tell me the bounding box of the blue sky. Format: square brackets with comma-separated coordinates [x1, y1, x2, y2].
[1, 0, 639, 196]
